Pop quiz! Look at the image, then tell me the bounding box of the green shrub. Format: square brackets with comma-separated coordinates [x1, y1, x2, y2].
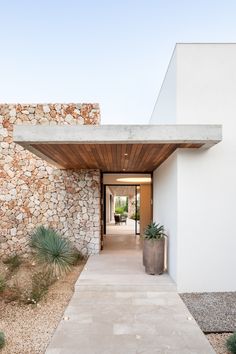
[0, 332, 5, 349]
[3, 254, 21, 272]
[227, 332, 236, 354]
[115, 206, 126, 214]
[0, 276, 6, 293]
[26, 270, 55, 304]
[30, 226, 77, 275]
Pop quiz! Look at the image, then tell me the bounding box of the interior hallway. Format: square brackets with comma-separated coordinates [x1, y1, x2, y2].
[106, 218, 137, 236]
[46, 234, 215, 354]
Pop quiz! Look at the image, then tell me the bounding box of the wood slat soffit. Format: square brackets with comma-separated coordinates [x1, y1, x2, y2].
[28, 143, 200, 172]
[13, 124, 222, 172]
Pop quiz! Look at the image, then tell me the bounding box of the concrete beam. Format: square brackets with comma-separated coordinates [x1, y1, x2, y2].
[14, 124, 222, 147]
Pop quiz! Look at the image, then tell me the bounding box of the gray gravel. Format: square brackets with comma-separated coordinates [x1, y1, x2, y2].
[180, 292, 236, 332]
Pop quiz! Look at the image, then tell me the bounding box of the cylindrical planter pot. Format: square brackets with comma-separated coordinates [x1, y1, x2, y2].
[143, 238, 165, 275]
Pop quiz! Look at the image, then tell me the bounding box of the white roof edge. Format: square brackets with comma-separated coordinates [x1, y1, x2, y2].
[13, 124, 222, 148]
[176, 42, 236, 45]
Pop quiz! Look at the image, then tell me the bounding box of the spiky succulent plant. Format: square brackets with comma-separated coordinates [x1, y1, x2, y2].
[30, 226, 77, 275]
[143, 222, 166, 240]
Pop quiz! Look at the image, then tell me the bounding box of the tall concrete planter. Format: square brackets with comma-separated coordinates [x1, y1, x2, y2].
[143, 238, 165, 275]
[143, 222, 166, 275]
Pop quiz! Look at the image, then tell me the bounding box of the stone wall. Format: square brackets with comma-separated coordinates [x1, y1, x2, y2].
[0, 104, 101, 257]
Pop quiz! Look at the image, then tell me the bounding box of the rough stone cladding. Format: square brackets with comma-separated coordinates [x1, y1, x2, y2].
[0, 103, 101, 257]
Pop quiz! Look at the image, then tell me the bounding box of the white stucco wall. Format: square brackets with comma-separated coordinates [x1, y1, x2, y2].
[150, 49, 176, 124]
[153, 152, 178, 283]
[152, 43, 236, 292]
[176, 44, 236, 292]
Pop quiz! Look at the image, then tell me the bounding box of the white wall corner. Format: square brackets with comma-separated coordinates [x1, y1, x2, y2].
[149, 46, 177, 124]
[176, 44, 236, 292]
[152, 151, 178, 284]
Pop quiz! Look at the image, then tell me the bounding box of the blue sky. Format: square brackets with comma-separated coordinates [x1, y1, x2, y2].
[1, 0, 236, 123]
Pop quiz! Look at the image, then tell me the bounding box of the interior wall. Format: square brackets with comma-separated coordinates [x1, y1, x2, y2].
[110, 194, 114, 221]
[128, 194, 136, 218]
[105, 186, 112, 223]
[153, 152, 178, 283]
[140, 184, 152, 235]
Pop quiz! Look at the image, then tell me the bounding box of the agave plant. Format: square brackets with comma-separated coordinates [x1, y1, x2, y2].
[30, 226, 77, 275]
[144, 222, 166, 240]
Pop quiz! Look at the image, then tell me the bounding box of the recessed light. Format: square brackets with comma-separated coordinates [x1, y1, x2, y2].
[116, 177, 151, 183]
[124, 153, 128, 156]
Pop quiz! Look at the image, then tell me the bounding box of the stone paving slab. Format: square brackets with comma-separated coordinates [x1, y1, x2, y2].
[46, 239, 215, 354]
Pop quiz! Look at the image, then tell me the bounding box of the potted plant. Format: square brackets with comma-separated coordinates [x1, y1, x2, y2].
[143, 222, 166, 275]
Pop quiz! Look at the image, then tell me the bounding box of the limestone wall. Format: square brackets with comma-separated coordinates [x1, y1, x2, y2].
[0, 104, 101, 257]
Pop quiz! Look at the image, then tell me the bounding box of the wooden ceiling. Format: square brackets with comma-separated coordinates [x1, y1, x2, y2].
[31, 142, 202, 172]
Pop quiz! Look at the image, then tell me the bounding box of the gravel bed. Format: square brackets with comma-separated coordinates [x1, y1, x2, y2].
[0, 262, 84, 354]
[180, 292, 236, 332]
[206, 333, 232, 354]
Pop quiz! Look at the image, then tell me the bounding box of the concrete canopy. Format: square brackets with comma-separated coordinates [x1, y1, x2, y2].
[13, 124, 222, 172]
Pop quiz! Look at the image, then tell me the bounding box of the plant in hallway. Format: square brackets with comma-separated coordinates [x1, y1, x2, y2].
[115, 196, 128, 214]
[115, 206, 125, 214]
[30, 226, 77, 275]
[227, 332, 236, 354]
[143, 222, 166, 275]
[130, 211, 140, 220]
[144, 222, 165, 240]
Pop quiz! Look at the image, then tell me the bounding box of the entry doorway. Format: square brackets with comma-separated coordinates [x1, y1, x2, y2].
[104, 185, 140, 236]
[101, 173, 152, 249]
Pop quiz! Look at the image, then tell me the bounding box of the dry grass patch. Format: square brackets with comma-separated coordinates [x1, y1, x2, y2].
[0, 256, 85, 354]
[207, 333, 232, 354]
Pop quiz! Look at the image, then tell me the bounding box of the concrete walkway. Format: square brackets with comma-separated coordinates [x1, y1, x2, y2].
[46, 235, 215, 354]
